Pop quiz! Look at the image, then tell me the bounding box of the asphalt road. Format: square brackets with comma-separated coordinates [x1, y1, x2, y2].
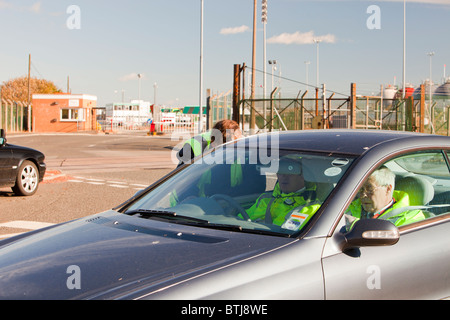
[0, 132, 183, 239]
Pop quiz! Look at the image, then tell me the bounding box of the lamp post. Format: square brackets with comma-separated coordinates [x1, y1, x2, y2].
[268, 60, 277, 92]
[304, 61, 310, 92]
[137, 73, 142, 101]
[313, 39, 321, 88]
[198, 0, 204, 133]
[262, 0, 267, 128]
[402, 0, 406, 99]
[427, 51, 435, 101]
[250, 0, 257, 134]
[427, 51, 435, 133]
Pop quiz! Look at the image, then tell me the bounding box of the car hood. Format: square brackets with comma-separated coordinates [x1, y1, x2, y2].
[7, 143, 44, 155]
[0, 210, 293, 300]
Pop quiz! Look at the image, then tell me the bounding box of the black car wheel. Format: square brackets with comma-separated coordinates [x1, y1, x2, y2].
[12, 160, 40, 196]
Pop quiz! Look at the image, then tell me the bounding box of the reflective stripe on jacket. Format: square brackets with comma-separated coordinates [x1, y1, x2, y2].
[246, 183, 320, 228]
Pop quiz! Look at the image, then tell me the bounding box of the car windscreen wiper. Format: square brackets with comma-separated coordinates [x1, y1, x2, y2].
[126, 208, 246, 231]
[125, 208, 209, 224]
[125, 208, 287, 236]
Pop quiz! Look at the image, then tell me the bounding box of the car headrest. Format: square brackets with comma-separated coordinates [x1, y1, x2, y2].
[396, 175, 435, 206]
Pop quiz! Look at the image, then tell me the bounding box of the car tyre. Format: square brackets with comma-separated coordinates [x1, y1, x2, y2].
[12, 160, 40, 196]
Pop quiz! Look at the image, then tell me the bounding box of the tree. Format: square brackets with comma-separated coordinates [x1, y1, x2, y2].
[1, 76, 62, 103]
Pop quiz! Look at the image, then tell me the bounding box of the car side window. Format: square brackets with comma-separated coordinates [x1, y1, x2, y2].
[346, 150, 450, 229]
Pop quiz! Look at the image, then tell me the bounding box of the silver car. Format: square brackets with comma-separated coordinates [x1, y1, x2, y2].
[0, 130, 449, 300]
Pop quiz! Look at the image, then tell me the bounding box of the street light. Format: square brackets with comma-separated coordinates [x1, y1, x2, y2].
[304, 61, 310, 91]
[268, 60, 277, 92]
[153, 82, 158, 106]
[198, 0, 204, 133]
[402, 0, 406, 99]
[313, 39, 321, 88]
[427, 51, 435, 132]
[262, 0, 268, 127]
[137, 73, 142, 101]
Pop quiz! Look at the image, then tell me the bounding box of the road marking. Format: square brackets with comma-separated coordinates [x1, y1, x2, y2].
[109, 184, 129, 188]
[0, 220, 56, 240]
[131, 183, 148, 188]
[66, 176, 147, 190]
[0, 220, 54, 229]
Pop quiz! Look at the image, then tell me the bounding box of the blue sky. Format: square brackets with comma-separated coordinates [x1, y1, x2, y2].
[0, 0, 449, 107]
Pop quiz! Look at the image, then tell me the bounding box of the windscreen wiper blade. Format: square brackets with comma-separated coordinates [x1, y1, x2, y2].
[126, 208, 245, 231]
[126, 208, 209, 224]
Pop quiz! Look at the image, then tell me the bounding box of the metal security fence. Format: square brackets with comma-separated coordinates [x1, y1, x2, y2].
[0, 99, 31, 132]
[234, 84, 449, 136]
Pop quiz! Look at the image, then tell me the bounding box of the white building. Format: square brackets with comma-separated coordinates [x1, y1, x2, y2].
[105, 100, 152, 128]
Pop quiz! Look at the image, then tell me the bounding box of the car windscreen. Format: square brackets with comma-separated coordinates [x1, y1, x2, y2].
[124, 141, 355, 237]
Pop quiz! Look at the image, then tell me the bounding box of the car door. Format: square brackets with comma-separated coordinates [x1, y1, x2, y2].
[321, 149, 450, 299]
[0, 144, 14, 186]
[322, 217, 450, 299]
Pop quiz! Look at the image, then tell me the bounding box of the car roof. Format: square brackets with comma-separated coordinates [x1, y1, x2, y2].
[244, 129, 449, 156]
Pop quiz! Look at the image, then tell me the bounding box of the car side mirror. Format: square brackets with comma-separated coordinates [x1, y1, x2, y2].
[342, 218, 399, 251]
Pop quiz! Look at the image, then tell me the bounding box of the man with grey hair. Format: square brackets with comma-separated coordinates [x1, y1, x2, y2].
[346, 166, 425, 228]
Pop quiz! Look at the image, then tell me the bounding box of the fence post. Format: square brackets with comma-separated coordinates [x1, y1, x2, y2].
[447, 106, 450, 137]
[300, 91, 307, 131]
[419, 84, 425, 133]
[232, 64, 240, 124]
[405, 97, 414, 131]
[350, 83, 356, 129]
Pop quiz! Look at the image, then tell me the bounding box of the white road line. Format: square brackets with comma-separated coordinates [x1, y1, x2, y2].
[0, 220, 55, 230]
[66, 177, 146, 190]
[0, 221, 56, 240]
[130, 183, 148, 188]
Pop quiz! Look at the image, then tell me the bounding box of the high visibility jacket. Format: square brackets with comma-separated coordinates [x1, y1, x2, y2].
[246, 183, 321, 229]
[347, 190, 426, 228]
[177, 132, 212, 165]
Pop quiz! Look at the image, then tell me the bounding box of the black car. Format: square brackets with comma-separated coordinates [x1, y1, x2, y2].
[0, 129, 46, 196]
[0, 130, 449, 300]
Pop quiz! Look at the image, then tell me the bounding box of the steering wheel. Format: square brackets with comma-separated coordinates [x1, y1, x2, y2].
[210, 194, 251, 221]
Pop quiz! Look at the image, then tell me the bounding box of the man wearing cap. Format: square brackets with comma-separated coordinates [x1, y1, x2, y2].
[245, 157, 321, 230]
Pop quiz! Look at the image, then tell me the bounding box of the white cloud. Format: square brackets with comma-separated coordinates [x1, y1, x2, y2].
[0, 1, 13, 9]
[0, 1, 42, 13]
[267, 30, 337, 45]
[220, 25, 250, 35]
[28, 2, 41, 13]
[119, 73, 145, 81]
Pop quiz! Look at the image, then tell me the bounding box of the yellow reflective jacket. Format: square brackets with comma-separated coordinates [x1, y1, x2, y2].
[246, 183, 321, 229]
[347, 190, 426, 228]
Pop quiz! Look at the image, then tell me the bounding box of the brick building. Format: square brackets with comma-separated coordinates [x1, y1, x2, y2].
[32, 94, 97, 133]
